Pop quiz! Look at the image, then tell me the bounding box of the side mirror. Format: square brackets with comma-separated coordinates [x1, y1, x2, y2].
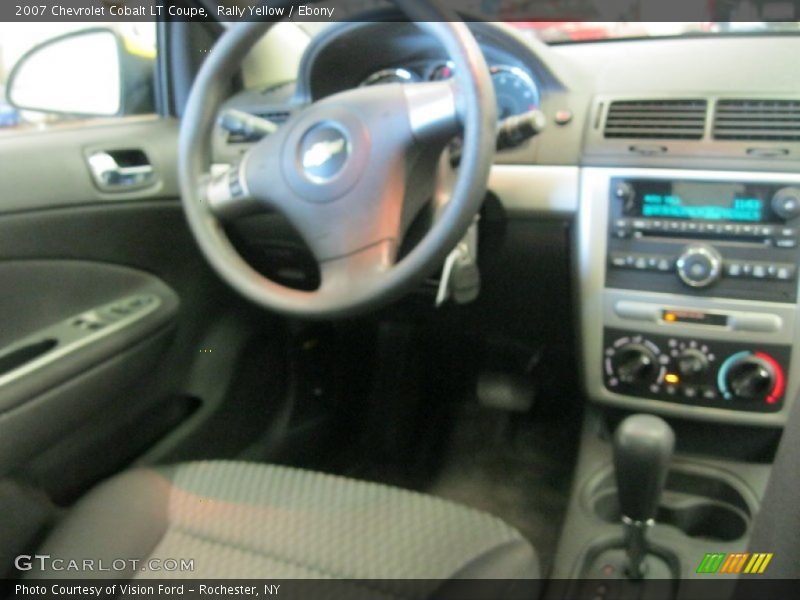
[6, 28, 123, 117]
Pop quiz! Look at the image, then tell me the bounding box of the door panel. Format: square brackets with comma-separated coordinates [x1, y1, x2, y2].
[0, 117, 255, 499]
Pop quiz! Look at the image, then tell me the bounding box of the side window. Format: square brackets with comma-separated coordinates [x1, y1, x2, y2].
[0, 23, 156, 131]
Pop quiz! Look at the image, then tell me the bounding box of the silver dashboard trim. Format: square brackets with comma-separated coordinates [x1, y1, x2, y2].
[613, 300, 784, 333]
[488, 164, 579, 214]
[577, 167, 800, 427]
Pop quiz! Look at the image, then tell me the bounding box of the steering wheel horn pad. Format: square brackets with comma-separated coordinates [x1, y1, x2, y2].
[279, 105, 370, 203]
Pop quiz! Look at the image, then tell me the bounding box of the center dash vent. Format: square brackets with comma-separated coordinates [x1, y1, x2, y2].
[713, 99, 800, 141]
[604, 99, 707, 140]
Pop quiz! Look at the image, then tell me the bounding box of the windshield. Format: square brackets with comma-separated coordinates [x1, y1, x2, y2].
[509, 22, 800, 44]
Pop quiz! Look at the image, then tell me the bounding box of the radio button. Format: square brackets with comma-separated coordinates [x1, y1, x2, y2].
[726, 263, 743, 277]
[775, 238, 798, 249]
[657, 258, 672, 271]
[752, 265, 767, 278]
[776, 265, 796, 280]
[610, 254, 628, 268]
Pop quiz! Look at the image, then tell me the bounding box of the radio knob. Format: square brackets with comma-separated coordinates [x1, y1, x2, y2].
[772, 187, 800, 221]
[723, 356, 775, 403]
[613, 181, 636, 212]
[676, 349, 709, 380]
[612, 343, 658, 385]
[676, 244, 722, 288]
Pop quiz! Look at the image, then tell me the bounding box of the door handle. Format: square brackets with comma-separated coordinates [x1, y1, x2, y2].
[87, 149, 156, 192]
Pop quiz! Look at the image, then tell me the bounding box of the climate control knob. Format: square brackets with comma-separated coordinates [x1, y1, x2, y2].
[676, 244, 723, 288]
[718, 351, 785, 405]
[612, 343, 659, 385]
[676, 349, 709, 380]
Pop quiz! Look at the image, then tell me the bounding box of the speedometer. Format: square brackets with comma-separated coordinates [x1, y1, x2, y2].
[490, 66, 540, 119]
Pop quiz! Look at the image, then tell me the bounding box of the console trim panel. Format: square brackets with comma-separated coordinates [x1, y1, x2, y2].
[578, 167, 800, 426]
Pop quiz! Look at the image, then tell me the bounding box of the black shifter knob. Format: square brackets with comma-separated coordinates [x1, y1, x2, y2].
[613, 414, 675, 522]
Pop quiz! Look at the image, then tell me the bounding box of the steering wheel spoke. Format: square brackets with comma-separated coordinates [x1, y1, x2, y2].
[402, 79, 461, 143]
[203, 162, 262, 219]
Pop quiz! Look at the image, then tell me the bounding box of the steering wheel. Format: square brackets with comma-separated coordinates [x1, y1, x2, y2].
[178, 1, 496, 319]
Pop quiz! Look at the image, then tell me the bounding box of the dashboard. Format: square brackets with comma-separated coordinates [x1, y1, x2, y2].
[217, 18, 800, 429]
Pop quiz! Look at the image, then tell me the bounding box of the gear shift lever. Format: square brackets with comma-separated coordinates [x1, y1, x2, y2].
[613, 414, 675, 579]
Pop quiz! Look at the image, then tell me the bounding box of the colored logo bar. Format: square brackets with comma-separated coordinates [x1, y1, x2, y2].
[697, 553, 773, 574]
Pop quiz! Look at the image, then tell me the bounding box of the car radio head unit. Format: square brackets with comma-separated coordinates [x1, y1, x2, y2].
[607, 177, 800, 303]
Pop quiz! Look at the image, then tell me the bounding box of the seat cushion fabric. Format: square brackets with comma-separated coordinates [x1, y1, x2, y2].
[30, 461, 539, 593]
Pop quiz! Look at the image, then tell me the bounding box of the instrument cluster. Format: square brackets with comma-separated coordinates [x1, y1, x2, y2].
[360, 62, 541, 119]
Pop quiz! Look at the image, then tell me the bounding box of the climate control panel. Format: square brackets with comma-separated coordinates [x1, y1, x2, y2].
[603, 328, 790, 412]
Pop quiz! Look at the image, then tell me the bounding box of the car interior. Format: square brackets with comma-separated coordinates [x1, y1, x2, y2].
[1, 2, 800, 598]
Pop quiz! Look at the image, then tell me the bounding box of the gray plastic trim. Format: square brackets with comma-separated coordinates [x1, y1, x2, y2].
[577, 167, 800, 427]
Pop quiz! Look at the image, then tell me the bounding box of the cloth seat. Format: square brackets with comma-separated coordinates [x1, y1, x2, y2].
[31, 461, 538, 595]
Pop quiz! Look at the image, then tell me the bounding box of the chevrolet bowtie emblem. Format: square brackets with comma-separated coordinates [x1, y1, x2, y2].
[302, 138, 346, 169]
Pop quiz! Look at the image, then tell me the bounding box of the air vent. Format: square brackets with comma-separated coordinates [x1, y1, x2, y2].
[713, 99, 800, 141]
[604, 99, 707, 140]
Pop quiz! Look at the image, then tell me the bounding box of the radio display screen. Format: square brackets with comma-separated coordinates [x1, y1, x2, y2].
[619, 179, 777, 223]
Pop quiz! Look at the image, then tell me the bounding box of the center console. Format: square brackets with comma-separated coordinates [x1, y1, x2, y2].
[553, 167, 800, 593]
[577, 168, 800, 426]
